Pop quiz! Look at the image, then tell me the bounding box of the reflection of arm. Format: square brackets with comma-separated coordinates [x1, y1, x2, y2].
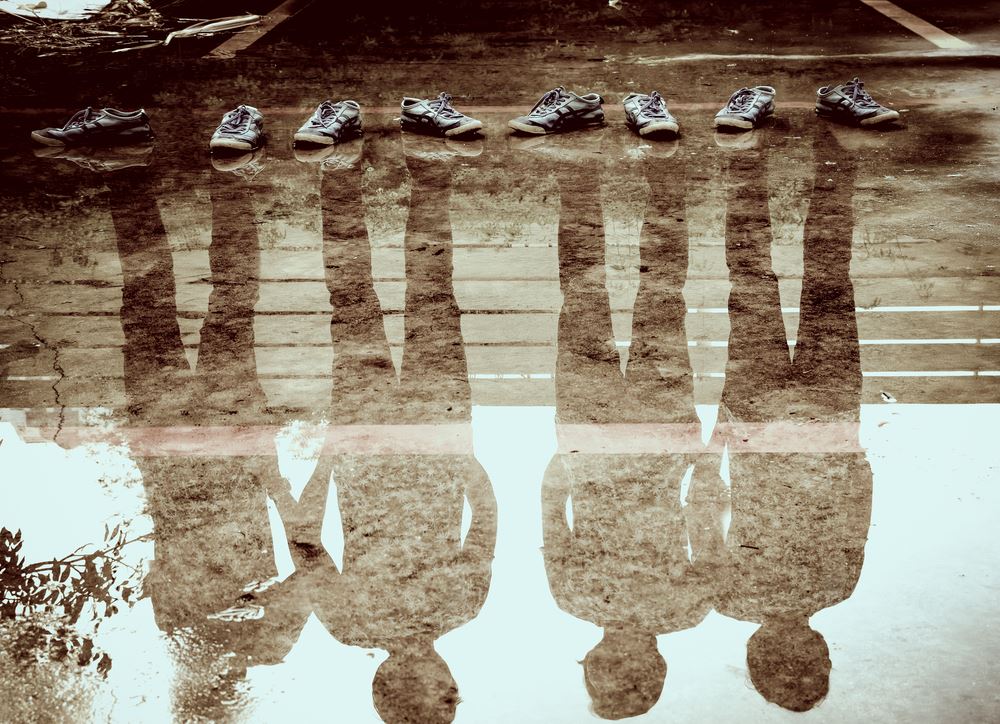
[684, 451, 729, 568]
[266, 455, 337, 571]
[237, 570, 316, 663]
[541, 456, 583, 617]
[460, 459, 497, 613]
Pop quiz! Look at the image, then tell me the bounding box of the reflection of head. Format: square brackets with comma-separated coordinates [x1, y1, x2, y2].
[583, 629, 666, 720]
[747, 620, 830, 712]
[372, 642, 459, 724]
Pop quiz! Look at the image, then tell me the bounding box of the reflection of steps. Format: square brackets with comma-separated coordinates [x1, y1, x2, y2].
[3, 130, 999, 446]
[4, 304, 999, 412]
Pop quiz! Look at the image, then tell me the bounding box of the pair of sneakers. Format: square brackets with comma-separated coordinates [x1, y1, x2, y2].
[397, 88, 607, 138]
[627, 77, 898, 137]
[712, 78, 899, 130]
[208, 101, 363, 151]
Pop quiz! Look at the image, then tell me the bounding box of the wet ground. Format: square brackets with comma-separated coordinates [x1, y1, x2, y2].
[1, 1, 999, 722]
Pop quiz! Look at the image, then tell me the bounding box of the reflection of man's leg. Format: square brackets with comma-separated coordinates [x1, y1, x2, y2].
[793, 136, 861, 419]
[628, 158, 694, 423]
[107, 171, 187, 414]
[321, 161, 397, 425]
[399, 157, 469, 423]
[198, 178, 266, 416]
[721, 152, 789, 421]
[554, 166, 622, 423]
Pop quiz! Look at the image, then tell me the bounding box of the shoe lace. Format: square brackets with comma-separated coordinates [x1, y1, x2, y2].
[530, 86, 569, 115]
[427, 92, 464, 119]
[843, 77, 879, 108]
[219, 105, 254, 134]
[639, 91, 667, 117]
[317, 101, 343, 122]
[63, 107, 96, 129]
[725, 88, 756, 113]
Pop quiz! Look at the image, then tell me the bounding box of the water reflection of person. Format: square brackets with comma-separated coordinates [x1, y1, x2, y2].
[109, 164, 312, 720]
[541, 150, 725, 720]
[280, 142, 496, 724]
[709, 132, 873, 711]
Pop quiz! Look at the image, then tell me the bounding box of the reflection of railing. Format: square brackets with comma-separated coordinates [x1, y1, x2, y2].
[3, 143, 997, 433]
[3, 299, 997, 417]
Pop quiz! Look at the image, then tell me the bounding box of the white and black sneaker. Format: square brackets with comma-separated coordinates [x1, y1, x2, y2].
[400, 93, 483, 137]
[623, 90, 679, 137]
[210, 104, 264, 151]
[294, 100, 362, 145]
[714, 86, 775, 130]
[508, 86, 605, 135]
[816, 77, 900, 127]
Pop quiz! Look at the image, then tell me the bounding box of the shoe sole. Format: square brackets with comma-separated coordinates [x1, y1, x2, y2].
[31, 129, 154, 147]
[444, 119, 483, 137]
[210, 138, 259, 151]
[632, 120, 680, 136]
[293, 132, 335, 145]
[293, 126, 363, 145]
[31, 131, 66, 146]
[507, 118, 605, 135]
[714, 117, 754, 130]
[400, 118, 482, 138]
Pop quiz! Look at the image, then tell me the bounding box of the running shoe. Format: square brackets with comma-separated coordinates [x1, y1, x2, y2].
[210, 104, 264, 151]
[623, 91, 679, 136]
[400, 93, 483, 137]
[815, 77, 900, 127]
[714, 86, 776, 130]
[30, 107, 153, 147]
[294, 100, 362, 145]
[508, 86, 605, 135]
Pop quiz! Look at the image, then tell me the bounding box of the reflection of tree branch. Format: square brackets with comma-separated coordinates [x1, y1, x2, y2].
[1, 525, 144, 676]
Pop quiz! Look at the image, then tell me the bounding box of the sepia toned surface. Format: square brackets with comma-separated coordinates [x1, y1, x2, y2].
[2, 1, 999, 721]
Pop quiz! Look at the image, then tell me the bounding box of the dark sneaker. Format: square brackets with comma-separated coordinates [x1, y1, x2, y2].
[294, 100, 362, 145]
[508, 86, 605, 135]
[211, 146, 266, 180]
[816, 77, 900, 127]
[623, 91, 679, 137]
[294, 137, 363, 168]
[714, 86, 776, 130]
[400, 93, 483, 137]
[210, 104, 264, 151]
[30, 107, 153, 147]
[33, 142, 154, 172]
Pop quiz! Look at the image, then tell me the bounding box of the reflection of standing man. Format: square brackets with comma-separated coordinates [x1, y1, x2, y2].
[111, 161, 311, 721]
[283, 138, 496, 724]
[710, 132, 873, 711]
[541, 146, 725, 720]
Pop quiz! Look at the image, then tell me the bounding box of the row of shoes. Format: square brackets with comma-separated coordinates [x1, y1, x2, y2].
[28, 78, 898, 151]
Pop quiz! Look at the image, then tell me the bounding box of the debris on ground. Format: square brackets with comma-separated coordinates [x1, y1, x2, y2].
[162, 15, 261, 46]
[0, 0, 261, 55]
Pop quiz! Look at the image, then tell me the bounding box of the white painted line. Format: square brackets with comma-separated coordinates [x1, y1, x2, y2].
[859, 0, 972, 49]
[205, 0, 307, 59]
[863, 370, 977, 377]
